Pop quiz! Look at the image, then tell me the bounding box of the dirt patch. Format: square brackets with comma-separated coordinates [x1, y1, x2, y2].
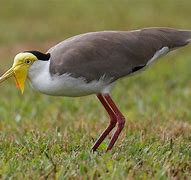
[160, 120, 191, 140]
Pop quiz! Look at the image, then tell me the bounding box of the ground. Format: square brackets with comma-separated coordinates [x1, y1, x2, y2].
[0, 0, 191, 179]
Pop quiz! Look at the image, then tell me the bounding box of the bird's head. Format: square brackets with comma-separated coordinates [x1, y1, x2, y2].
[0, 51, 50, 94]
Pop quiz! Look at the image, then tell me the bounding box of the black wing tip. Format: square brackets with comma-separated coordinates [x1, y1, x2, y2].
[132, 65, 145, 73]
[24, 50, 50, 61]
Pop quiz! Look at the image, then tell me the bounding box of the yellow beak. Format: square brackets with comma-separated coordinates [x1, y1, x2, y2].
[0, 63, 28, 94]
[0, 67, 14, 83]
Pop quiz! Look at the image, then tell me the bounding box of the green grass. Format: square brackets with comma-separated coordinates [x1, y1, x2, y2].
[0, 0, 191, 179]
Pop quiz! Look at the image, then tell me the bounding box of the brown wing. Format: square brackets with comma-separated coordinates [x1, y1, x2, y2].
[48, 28, 191, 82]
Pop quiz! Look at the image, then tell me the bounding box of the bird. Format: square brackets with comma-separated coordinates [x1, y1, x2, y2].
[0, 27, 191, 152]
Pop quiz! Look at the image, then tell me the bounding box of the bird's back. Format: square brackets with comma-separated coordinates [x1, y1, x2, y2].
[48, 28, 191, 83]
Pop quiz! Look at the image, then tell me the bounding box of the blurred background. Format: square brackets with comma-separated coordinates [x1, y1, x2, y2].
[0, 0, 190, 118]
[0, 0, 191, 179]
[0, 0, 191, 58]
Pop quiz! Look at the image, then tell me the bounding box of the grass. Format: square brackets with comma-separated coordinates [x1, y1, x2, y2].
[0, 0, 191, 179]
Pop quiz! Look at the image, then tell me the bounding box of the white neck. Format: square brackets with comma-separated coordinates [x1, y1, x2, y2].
[28, 60, 51, 93]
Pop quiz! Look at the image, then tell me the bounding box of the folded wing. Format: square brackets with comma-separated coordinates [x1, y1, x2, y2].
[49, 28, 191, 82]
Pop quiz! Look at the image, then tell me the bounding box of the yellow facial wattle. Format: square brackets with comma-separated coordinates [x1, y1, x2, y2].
[13, 64, 28, 94]
[0, 52, 37, 94]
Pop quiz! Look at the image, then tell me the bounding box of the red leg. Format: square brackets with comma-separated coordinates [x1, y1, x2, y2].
[91, 94, 117, 152]
[104, 95, 126, 151]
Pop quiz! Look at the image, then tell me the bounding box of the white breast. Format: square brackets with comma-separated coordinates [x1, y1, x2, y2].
[28, 61, 112, 97]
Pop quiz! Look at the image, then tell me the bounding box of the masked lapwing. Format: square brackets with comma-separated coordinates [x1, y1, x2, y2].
[0, 27, 191, 151]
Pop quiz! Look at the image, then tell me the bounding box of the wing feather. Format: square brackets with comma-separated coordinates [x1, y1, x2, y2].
[48, 28, 191, 82]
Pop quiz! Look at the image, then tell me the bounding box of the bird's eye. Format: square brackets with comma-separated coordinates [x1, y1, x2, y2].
[25, 59, 31, 65]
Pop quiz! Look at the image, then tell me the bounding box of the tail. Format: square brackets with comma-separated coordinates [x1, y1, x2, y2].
[140, 27, 191, 50]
